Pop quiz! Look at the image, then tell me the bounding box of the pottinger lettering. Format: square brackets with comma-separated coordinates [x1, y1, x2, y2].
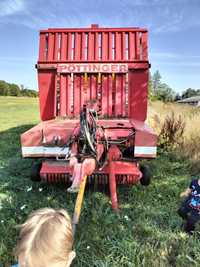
[57, 63, 128, 73]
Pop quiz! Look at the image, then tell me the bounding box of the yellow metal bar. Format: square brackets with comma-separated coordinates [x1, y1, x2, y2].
[84, 72, 88, 82]
[98, 72, 101, 84]
[112, 72, 115, 80]
[83, 73, 88, 94]
[72, 175, 87, 235]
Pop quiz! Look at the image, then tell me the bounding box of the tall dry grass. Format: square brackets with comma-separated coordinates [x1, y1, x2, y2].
[147, 101, 200, 173]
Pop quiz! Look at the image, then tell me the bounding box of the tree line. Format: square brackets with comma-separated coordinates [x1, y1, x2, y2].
[0, 80, 38, 97]
[149, 70, 200, 102]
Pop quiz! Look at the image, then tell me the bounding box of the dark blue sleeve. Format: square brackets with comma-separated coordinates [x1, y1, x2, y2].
[189, 180, 193, 189]
[189, 179, 197, 189]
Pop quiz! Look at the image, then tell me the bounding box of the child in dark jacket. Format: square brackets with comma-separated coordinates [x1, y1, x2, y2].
[178, 178, 200, 234]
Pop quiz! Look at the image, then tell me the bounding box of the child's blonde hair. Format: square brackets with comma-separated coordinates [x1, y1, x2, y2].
[16, 208, 74, 267]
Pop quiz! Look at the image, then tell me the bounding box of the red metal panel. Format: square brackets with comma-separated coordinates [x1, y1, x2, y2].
[61, 33, 67, 61]
[85, 33, 88, 60]
[38, 70, 56, 120]
[90, 74, 97, 99]
[142, 32, 148, 60]
[108, 74, 113, 116]
[73, 74, 81, 116]
[135, 32, 140, 60]
[128, 32, 135, 60]
[69, 74, 74, 116]
[81, 33, 86, 61]
[63, 74, 71, 116]
[122, 32, 126, 60]
[78, 73, 91, 107]
[88, 32, 95, 60]
[85, 74, 90, 103]
[67, 33, 72, 60]
[98, 33, 102, 60]
[101, 75, 108, 116]
[38, 33, 46, 61]
[108, 32, 113, 61]
[47, 33, 54, 61]
[41, 28, 147, 33]
[54, 33, 59, 60]
[115, 74, 121, 117]
[38, 27, 148, 63]
[54, 74, 58, 116]
[121, 74, 126, 117]
[94, 32, 99, 61]
[128, 69, 148, 121]
[74, 33, 81, 60]
[37, 26, 150, 121]
[60, 75, 67, 116]
[102, 32, 108, 60]
[80, 74, 84, 108]
[21, 119, 79, 152]
[115, 32, 122, 60]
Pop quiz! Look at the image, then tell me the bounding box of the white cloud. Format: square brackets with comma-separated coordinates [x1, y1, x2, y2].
[0, 0, 25, 17]
[151, 52, 200, 59]
[0, 0, 199, 34]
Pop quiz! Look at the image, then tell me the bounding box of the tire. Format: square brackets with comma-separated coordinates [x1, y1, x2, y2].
[140, 165, 151, 186]
[30, 162, 42, 182]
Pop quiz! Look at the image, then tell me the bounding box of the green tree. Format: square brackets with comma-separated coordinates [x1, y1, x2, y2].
[152, 70, 162, 92]
[150, 71, 175, 102]
[0, 80, 10, 96]
[21, 88, 38, 97]
[181, 88, 200, 99]
[8, 83, 21, 96]
[156, 83, 175, 102]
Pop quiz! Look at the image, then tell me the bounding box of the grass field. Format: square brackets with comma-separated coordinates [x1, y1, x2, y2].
[0, 97, 200, 267]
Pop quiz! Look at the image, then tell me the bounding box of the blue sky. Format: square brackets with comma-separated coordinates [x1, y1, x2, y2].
[0, 0, 199, 93]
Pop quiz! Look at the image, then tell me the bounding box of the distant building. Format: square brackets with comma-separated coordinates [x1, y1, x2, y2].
[177, 95, 200, 107]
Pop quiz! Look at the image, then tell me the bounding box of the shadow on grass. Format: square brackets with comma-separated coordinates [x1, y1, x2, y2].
[0, 124, 34, 159]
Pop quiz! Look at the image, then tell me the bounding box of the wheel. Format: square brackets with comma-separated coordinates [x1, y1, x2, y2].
[140, 165, 151, 186]
[31, 162, 42, 182]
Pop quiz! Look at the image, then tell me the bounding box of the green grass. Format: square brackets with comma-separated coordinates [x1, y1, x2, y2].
[0, 96, 39, 131]
[0, 97, 200, 267]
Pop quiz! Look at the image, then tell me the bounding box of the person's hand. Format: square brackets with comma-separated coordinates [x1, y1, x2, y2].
[180, 188, 191, 198]
[180, 191, 186, 198]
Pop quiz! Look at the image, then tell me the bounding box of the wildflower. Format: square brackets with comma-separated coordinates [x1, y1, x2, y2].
[39, 188, 43, 192]
[27, 186, 32, 192]
[20, 205, 27, 210]
[86, 246, 90, 250]
[124, 215, 129, 221]
[180, 232, 187, 239]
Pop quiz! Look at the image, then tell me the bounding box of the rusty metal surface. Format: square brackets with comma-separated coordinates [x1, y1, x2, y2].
[40, 160, 141, 185]
[21, 118, 157, 158]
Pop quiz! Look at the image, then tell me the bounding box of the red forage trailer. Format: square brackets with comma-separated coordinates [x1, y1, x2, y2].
[21, 24, 157, 211]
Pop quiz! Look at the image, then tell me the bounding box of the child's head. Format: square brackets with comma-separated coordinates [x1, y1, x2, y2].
[16, 208, 75, 267]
